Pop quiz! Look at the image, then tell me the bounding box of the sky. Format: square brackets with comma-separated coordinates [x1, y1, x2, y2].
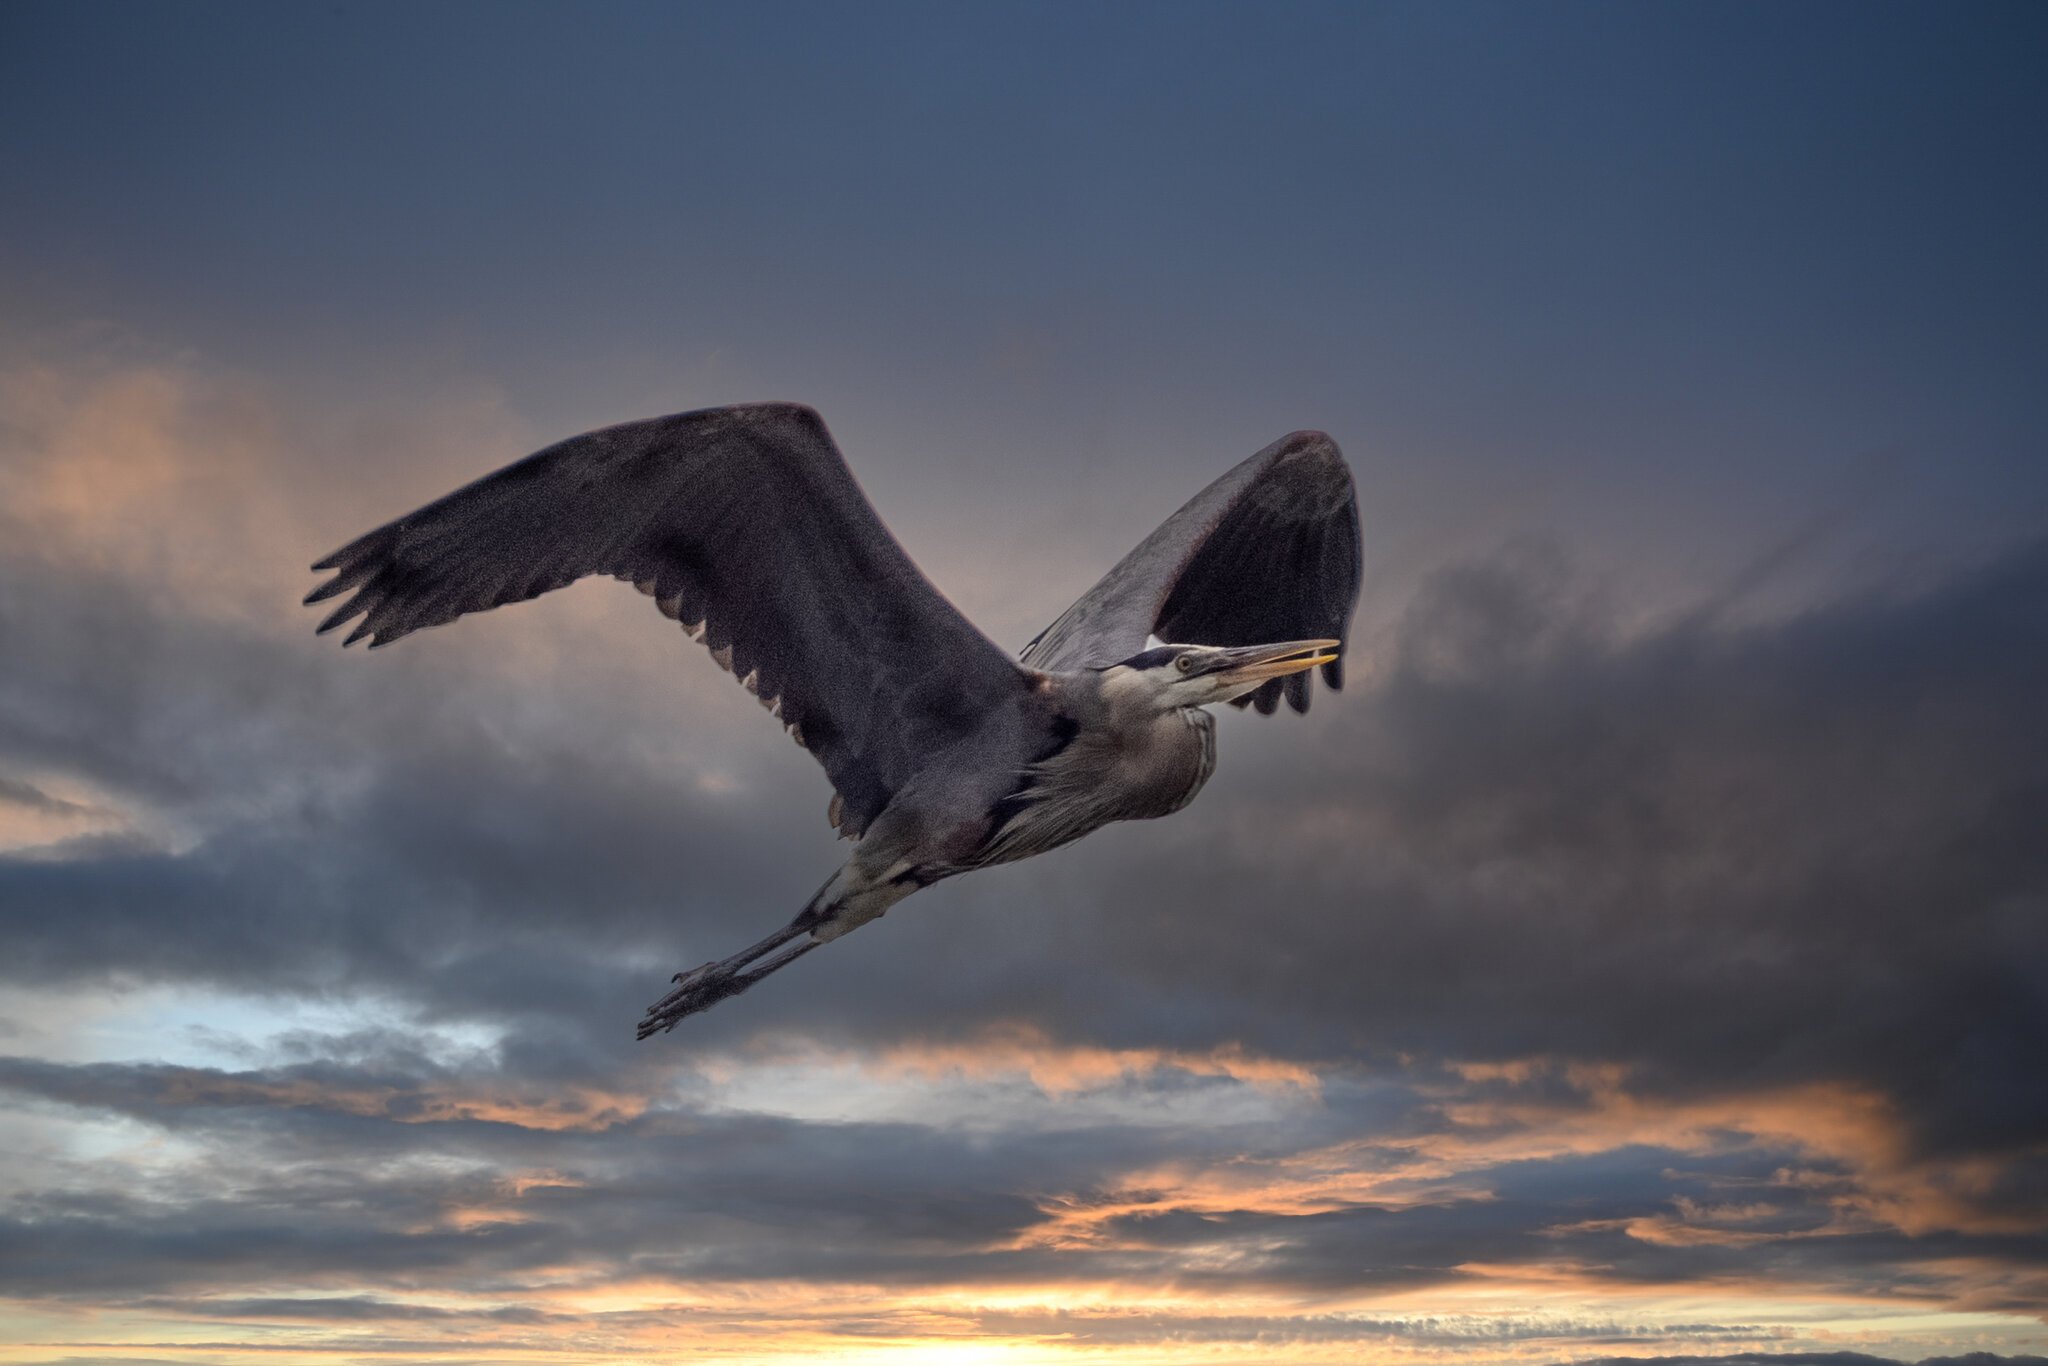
[2, 2, 2046, 1363]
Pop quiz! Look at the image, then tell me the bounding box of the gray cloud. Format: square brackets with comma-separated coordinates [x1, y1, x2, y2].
[0, 1040, 2039, 1322]
[3, 443, 2046, 1339]
[1049, 545, 2048, 1157]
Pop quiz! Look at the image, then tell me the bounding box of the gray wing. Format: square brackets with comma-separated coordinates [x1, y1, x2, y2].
[1021, 430, 1360, 715]
[306, 402, 1033, 838]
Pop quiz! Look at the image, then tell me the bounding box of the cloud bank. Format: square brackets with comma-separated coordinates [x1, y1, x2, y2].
[0, 352, 2043, 1361]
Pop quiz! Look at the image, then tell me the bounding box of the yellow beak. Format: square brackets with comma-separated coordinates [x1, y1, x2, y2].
[1208, 638, 1341, 687]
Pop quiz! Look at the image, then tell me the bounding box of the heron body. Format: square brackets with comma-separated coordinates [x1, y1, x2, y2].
[305, 403, 1361, 1035]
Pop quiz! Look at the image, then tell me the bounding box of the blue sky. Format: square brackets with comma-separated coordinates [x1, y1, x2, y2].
[2, 3, 2046, 1362]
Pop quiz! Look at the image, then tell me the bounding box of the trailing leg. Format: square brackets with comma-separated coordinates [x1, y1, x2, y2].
[634, 861, 919, 1037]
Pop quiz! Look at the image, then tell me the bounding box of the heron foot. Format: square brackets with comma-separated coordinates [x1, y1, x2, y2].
[635, 938, 818, 1038]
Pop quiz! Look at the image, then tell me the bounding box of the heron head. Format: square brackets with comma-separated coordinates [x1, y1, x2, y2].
[1108, 639, 1340, 710]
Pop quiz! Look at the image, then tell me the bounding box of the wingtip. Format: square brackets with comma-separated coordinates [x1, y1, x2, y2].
[1276, 430, 1342, 463]
[316, 597, 364, 635]
[728, 400, 829, 438]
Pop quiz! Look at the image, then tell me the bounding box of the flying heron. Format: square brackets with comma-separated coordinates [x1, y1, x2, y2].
[305, 403, 1361, 1037]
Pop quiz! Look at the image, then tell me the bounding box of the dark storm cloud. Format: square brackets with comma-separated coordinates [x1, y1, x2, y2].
[1017, 543, 2048, 1160]
[0, 1097, 1047, 1298]
[6, 528, 2048, 1137]
[0, 543, 845, 1060]
[3, 1039, 1208, 1294]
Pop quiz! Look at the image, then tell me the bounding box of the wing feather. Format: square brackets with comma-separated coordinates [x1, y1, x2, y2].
[307, 402, 1032, 837]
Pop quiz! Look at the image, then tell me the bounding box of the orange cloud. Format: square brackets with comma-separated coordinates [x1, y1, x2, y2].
[0, 350, 536, 620]
[129, 1063, 650, 1132]
[1413, 1058, 2045, 1238]
[712, 1024, 1322, 1098]
[864, 1025, 1323, 1096]
[0, 774, 127, 854]
[1002, 1054, 2041, 1285]
[0, 359, 284, 599]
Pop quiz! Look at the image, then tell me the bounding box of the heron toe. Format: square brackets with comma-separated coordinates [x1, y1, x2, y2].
[637, 970, 738, 1036]
[636, 938, 820, 1037]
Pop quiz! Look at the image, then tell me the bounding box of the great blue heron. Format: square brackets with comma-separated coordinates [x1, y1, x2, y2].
[306, 403, 1360, 1037]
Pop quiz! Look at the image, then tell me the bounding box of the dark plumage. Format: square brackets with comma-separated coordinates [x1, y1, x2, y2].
[307, 403, 1361, 1033]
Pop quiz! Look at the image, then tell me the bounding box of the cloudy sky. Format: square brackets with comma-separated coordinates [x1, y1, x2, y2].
[3, 2, 2047, 1363]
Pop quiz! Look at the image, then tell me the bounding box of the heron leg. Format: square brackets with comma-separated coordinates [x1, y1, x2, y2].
[636, 936, 819, 1038]
[634, 862, 922, 1038]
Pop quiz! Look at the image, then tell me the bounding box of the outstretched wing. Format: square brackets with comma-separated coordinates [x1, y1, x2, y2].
[1021, 430, 1360, 714]
[307, 402, 1033, 838]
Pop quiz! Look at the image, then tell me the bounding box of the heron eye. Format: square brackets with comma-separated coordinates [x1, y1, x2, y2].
[1175, 655, 1196, 673]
